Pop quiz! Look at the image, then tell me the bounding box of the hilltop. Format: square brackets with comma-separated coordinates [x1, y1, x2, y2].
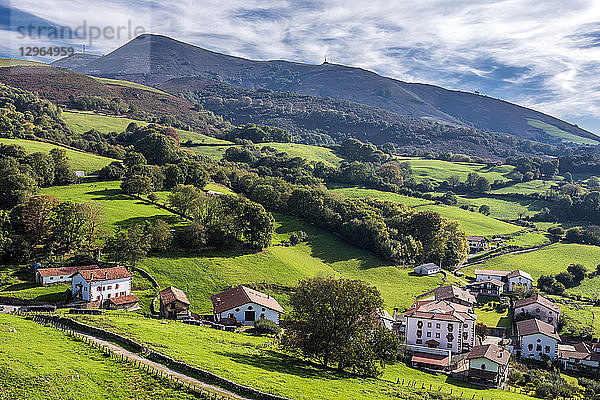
[54, 33, 599, 148]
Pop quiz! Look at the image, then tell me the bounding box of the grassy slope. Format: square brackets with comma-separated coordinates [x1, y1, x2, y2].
[456, 195, 550, 220]
[0, 314, 196, 400]
[490, 180, 555, 195]
[474, 298, 512, 328]
[527, 118, 600, 145]
[464, 243, 600, 280]
[0, 58, 48, 67]
[0, 138, 115, 173]
[40, 181, 180, 231]
[395, 157, 515, 183]
[61, 111, 230, 144]
[90, 76, 168, 95]
[69, 314, 535, 400]
[141, 213, 449, 314]
[0, 266, 69, 302]
[330, 186, 521, 236]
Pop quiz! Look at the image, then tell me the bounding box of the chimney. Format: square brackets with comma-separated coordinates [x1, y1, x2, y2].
[90, 273, 94, 280]
[105, 272, 108, 279]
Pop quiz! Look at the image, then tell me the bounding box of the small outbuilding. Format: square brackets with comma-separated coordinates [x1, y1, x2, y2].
[159, 286, 191, 319]
[466, 344, 510, 387]
[211, 285, 283, 326]
[414, 263, 441, 276]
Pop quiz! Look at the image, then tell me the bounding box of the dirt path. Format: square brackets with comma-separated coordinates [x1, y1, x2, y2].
[37, 318, 250, 400]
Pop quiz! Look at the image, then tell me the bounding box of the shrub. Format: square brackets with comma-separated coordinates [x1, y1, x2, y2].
[253, 317, 281, 335]
[508, 369, 524, 385]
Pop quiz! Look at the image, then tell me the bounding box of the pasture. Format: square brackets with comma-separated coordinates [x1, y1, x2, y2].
[394, 157, 515, 183]
[90, 76, 168, 95]
[0, 314, 197, 400]
[68, 314, 536, 400]
[0, 138, 116, 173]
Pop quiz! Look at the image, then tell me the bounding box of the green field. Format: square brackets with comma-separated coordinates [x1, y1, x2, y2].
[0, 266, 69, 302]
[0, 138, 116, 173]
[61, 111, 229, 144]
[561, 304, 600, 336]
[565, 275, 600, 301]
[328, 186, 521, 236]
[395, 157, 515, 183]
[527, 118, 600, 145]
[41, 181, 180, 230]
[0, 314, 197, 400]
[503, 231, 550, 247]
[490, 180, 556, 195]
[0, 58, 48, 67]
[456, 195, 550, 220]
[140, 213, 449, 314]
[68, 314, 535, 400]
[464, 243, 600, 281]
[474, 298, 512, 328]
[90, 76, 169, 95]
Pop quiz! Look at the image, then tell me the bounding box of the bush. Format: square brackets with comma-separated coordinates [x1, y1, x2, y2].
[508, 369, 524, 385]
[289, 230, 308, 245]
[253, 317, 281, 335]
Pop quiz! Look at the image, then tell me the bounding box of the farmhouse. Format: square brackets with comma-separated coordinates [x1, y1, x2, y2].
[36, 265, 99, 286]
[474, 269, 533, 293]
[433, 285, 476, 308]
[211, 285, 284, 326]
[468, 279, 504, 297]
[514, 294, 560, 328]
[516, 319, 560, 360]
[414, 263, 441, 276]
[558, 342, 600, 371]
[71, 266, 138, 309]
[159, 286, 190, 319]
[466, 344, 510, 387]
[404, 299, 477, 354]
[467, 236, 489, 252]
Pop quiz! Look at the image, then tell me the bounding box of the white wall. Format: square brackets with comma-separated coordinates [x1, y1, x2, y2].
[39, 272, 73, 286]
[515, 303, 559, 327]
[520, 333, 557, 360]
[218, 302, 280, 325]
[469, 357, 500, 373]
[508, 276, 532, 292]
[72, 275, 131, 302]
[476, 274, 505, 282]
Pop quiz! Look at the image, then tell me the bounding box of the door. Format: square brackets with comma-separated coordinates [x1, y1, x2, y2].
[245, 311, 255, 322]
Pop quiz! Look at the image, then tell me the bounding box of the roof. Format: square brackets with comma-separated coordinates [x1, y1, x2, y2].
[467, 236, 488, 242]
[474, 269, 511, 277]
[415, 263, 440, 271]
[37, 265, 99, 277]
[375, 308, 394, 321]
[516, 319, 560, 341]
[559, 343, 600, 362]
[434, 285, 476, 304]
[211, 285, 284, 314]
[514, 294, 560, 313]
[469, 279, 504, 287]
[159, 286, 190, 305]
[411, 352, 449, 367]
[467, 344, 510, 365]
[405, 299, 477, 322]
[107, 294, 139, 306]
[76, 266, 133, 282]
[506, 270, 533, 281]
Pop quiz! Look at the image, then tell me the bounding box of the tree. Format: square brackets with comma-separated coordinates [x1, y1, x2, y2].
[478, 204, 491, 215]
[538, 275, 556, 292]
[105, 224, 151, 266]
[50, 201, 87, 252]
[547, 226, 564, 242]
[147, 219, 173, 252]
[121, 175, 153, 196]
[177, 220, 208, 249]
[555, 271, 575, 288]
[124, 151, 147, 168]
[168, 184, 204, 217]
[441, 192, 458, 206]
[475, 322, 488, 340]
[281, 277, 387, 376]
[78, 201, 108, 256]
[21, 194, 60, 246]
[0, 158, 38, 210]
[567, 263, 588, 283]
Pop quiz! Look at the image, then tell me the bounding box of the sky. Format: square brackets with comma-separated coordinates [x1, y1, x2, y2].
[2, 0, 600, 133]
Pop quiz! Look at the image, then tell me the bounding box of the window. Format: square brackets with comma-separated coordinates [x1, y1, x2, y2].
[50, 277, 53, 280]
[97, 287, 102, 291]
[528, 344, 533, 351]
[545, 346, 551, 353]
[436, 333, 440, 338]
[107, 293, 111, 299]
[262, 308, 265, 312]
[481, 364, 486, 370]
[447, 343, 452, 349]
[107, 286, 112, 290]
[248, 306, 253, 310]
[463, 332, 468, 340]
[535, 308, 540, 313]
[427, 322, 432, 328]
[427, 332, 431, 337]
[536, 344, 542, 352]
[548, 317, 553, 323]
[463, 323, 468, 328]
[121, 291, 125, 296]
[417, 321, 423, 328]
[537, 339, 541, 343]
[448, 324, 454, 332]
[447, 333, 454, 342]
[417, 330, 423, 338]
[116, 284, 119, 289]
[416, 339, 422, 344]
[436, 323, 440, 329]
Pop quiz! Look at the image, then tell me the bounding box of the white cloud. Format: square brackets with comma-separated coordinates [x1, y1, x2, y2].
[6, 0, 600, 130]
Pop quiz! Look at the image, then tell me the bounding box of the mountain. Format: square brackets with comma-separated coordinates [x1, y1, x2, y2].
[52, 34, 599, 147]
[51, 53, 100, 70]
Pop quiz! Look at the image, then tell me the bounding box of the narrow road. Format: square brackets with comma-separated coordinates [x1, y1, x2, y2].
[39, 319, 250, 400]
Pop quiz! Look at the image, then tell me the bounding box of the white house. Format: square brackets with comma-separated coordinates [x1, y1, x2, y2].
[506, 270, 533, 292]
[468, 279, 504, 297]
[558, 342, 600, 371]
[404, 299, 477, 354]
[466, 344, 510, 387]
[73, 170, 86, 177]
[36, 265, 99, 286]
[514, 294, 560, 328]
[433, 285, 476, 308]
[467, 236, 489, 252]
[211, 285, 284, 326]
[414, 263, 441, 276]
[71, 266, 137, 309]
[516, 319, 560, 360]
[474, 269, 533, 293]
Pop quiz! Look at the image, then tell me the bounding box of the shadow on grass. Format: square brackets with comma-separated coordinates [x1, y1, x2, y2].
[86, 188, 130, 200]
[115, 215, 181, 229]
[32, 292, 65, 303]
[215, 349, 348, 381]
[1, 282, 37, 292]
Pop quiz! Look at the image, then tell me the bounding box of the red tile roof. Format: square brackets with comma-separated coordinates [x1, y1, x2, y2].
[467, 344, 510, 365]
[159, 286, 190, 305]
[76, 266, 133, 282]
[516, 319, 560, 341]
[434, 285, 476, 304]
[474, 269, 511, 277]
[469, 279, 504, 287]
[107, 294, 139, 306]
[514, 294, 560, 313]
[506, 269, 533, 281]
[37, 265, 99, 277]
[411, 352, 449, 367]
[211, 285, 284, 314]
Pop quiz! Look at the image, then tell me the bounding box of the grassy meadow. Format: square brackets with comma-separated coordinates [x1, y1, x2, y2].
[41, 181, 180, 231]
[67, 314, 536, 400]
[90, 76, 169, 95]
[0, 138, 115, 173]
[0, 58, 48, 67]
[456, 195, 550, 220]
[490, 180, 556, 195]
[0, 314, 197, 400]
[526, 118, 600, 146]
[394, 157, 515, 183]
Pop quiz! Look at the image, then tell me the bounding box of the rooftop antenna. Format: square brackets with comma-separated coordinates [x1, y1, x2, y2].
[82, 44, 86, 55]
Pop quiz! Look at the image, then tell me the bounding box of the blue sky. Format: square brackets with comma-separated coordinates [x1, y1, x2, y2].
[2, 0, 600, 133]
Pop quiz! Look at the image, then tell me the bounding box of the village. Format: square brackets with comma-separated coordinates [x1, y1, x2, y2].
[0, 241, 592, 393]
